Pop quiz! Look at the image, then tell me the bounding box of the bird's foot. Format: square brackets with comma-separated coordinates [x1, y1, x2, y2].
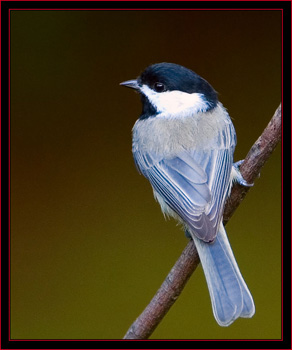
[232, 160, 254, 187]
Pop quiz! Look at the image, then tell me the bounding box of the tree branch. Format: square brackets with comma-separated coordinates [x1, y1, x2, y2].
[123, 104, 282, 340]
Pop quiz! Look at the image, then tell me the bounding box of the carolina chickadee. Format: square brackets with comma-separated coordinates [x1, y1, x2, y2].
[120, 62, 255, 327]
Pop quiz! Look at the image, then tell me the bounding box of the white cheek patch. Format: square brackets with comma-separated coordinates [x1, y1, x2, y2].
[140, 85, 209, 117]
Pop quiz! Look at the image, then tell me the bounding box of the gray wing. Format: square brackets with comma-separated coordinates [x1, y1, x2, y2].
[133, 128, 235, 242]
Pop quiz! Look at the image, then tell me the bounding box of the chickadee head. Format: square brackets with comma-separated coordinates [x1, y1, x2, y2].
[120, 62, 218, 119]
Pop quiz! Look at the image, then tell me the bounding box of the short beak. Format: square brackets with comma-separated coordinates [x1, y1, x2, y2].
[120, 79, 140, 90]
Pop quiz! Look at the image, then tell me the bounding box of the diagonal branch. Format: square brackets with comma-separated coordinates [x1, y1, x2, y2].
[123, 104, 282, 340]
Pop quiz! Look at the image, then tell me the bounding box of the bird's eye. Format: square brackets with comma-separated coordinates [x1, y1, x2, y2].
[153, 82, 165, 93]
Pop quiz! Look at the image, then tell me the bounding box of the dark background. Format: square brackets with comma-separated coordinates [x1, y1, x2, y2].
[10, 9, 281, 339]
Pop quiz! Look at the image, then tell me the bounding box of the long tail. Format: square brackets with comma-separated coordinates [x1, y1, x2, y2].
[190, 223, 255, 326]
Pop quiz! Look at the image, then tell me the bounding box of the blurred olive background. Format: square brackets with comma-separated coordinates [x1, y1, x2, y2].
[10, 10, 281, 340]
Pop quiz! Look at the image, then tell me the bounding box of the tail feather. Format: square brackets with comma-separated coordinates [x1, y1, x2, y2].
[190, 223, 255, 326]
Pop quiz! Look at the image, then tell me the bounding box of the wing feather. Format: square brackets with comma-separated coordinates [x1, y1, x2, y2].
[133, 122, 235, 242]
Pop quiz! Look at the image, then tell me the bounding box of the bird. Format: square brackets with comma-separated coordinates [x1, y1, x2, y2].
[120, 62, 255, 327]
